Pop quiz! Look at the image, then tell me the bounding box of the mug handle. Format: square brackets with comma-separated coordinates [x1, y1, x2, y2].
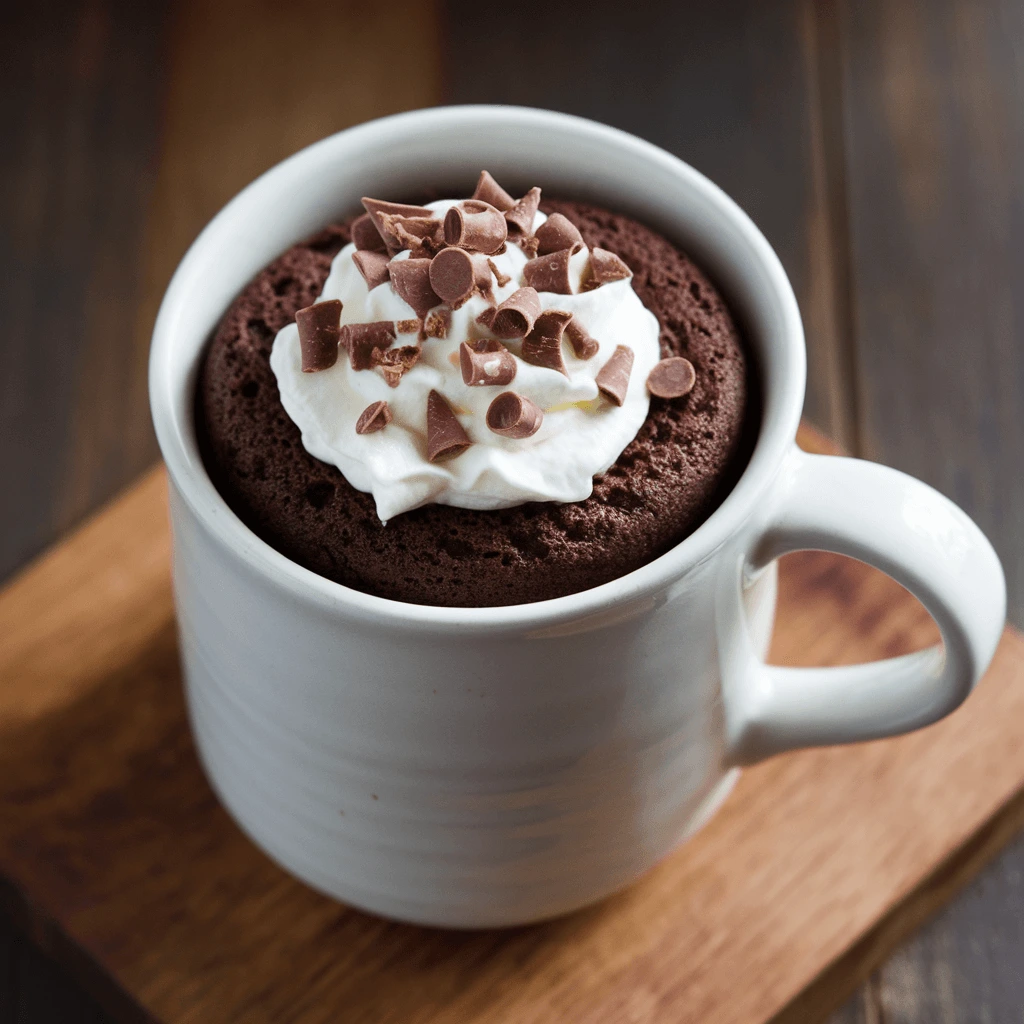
[721, 446, 1006, 766]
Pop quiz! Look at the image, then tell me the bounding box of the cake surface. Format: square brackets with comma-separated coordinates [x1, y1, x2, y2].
[197, 199, 753, 607]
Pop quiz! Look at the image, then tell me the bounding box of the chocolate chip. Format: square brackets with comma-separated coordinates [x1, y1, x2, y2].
[443, 200, 508, 255]
[486, 391, 543, 439]
[460, 339, 516, 386]
[424, 307, 452, 339]
[352, 213, 386, 253]
[534, 213, 583, 256]
[295, 299, 342, 372]
[476, 306, 497, 330]
[647, 356, 696, 398]
[565, 316, 600, 360]
[595, 344, 634, 405]
[588, 247, 632, 287]
[428, 247, 492, 307]
[472, 170, 515, 212]
[522, 309, 572, 375]
[361, 198, 434, 255]
[352, 250, 390, 290]
[355, 400, 392, 434]
[339, 321, 396, 371]
[426, 390, 472, 462]
[396, 318, 421, 335]
[505, 186, 541, 236]
[523, 248, 574, 294]
[372, 345, 420, 388]
[490, 286, 541, 339]
[487, 258, 511, 287]
[389, 258, 441, 318]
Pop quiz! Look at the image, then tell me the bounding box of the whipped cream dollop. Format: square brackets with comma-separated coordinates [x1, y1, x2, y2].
[271, 195, 661, 522]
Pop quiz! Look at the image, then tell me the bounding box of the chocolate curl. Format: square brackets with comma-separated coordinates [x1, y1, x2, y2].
[565, 316, 600, 360]
[647, 356, 696, 398]
[596, 344, 634, 405]
[295, 300, 342, 372]
[339, 321, 396, 371]
[534, 213, 584, 256]
[380, 214, 444, 256]
[505, 186, 541, 236]
[472, 170, 515, 212]
[428, 247, 492, 307]
[361, 198, 434, 255]
[355, 400, 392, 434]
[352, 213, 386, 252]
[491, 286, 541, 339]
[518, 235, 540, 259]
[587, 247, 632, 287]
[487, 259, 511, 287]
[424, 307, 452, 339]
[486, 392, 543, 439]
[352, 250, 390, 290]
[389, 258, 441, 318]
[443, 200, 508, 255]
[475, 306, 497, 330]
[460, 339, 516, 387]
[426, 390, 472, 462]
[372, 345, 420, 388]
[522, 248, 574, 294]
[522, 309, 572, 375]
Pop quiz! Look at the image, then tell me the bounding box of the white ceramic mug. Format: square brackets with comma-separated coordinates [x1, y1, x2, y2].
[150, 106, 1006, 927]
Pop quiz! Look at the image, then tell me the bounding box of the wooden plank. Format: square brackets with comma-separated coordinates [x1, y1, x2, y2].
[0, 427, 1022, 1024]
[832, 1, 1024, 1019]
[0, 0, 169, 583]
[444, 0, 859, 449]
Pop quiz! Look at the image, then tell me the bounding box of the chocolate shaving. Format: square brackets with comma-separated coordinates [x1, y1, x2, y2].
[595, 344, 634, 405]
[565, 316, 600, 360]
[424, 307, 452, 339]
[460, 339, 516, 387]
[522, 309, 572, 375]
[380, 214, 444, 256]
[361, 198, 434, 255]
[352, 250, 390, 290]
[388, 258, 441, 318]
[443, 200, 508, 255]
[372, 345, 420, 388]
[339, 321, 396, 371]
[486, 392, 543, 439]
[491, 286, 541, 339]
[588, 247, 632, 287]
[475, 306, 497, 330]
[396, 318, 421, 335]
[355, 400, 392, 434]
[428, 247, 492, 307]
[522, 248, 574, 294]
[534, 213, 584, 256]
[426, 390, 472, 462]
[472, 170, 515, 212]
[647, 356, 696, 398]
[487, 259, 510, 287]
[518, 235, 540, 259]
[504, 186, 541, 236]
[295, 300, 342, 372]
[352, 213, 387, 252]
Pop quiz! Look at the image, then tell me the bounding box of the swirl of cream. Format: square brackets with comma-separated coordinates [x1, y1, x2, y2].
[270, 199, 661, 522]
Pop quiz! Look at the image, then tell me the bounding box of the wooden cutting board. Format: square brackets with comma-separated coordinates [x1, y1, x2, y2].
[1, 425, 1023, 1024]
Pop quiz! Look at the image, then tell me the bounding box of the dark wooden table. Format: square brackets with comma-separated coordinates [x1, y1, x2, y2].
[2, 0, 1023, 1019]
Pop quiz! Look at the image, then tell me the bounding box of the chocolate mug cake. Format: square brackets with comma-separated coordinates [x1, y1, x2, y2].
[197, 171, 753, 607]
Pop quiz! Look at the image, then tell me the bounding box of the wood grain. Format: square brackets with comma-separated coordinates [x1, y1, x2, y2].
[444, 0, 860, 450]
[0, 426, 1021, 1024]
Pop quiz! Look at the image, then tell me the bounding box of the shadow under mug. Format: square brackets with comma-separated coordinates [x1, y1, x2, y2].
[150, 106, 1006, 927]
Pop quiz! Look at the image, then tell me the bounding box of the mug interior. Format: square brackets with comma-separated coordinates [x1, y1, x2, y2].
[150, 105, 806, 629]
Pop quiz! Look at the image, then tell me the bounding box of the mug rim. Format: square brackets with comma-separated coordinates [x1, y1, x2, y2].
[150, 104, 805, 631]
